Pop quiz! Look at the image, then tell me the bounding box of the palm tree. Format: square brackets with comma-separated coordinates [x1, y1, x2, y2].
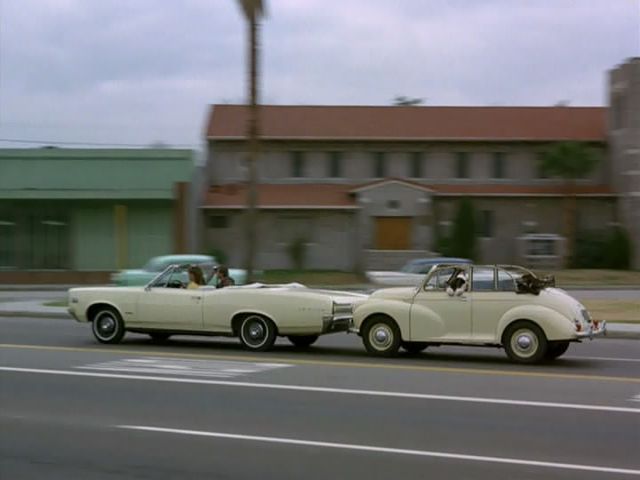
[538, 142, 601, 267]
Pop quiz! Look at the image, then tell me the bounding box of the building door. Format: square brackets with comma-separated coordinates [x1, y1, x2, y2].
[374, 217, 412, 250]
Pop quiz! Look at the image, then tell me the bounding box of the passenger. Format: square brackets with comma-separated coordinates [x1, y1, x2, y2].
[215, 265, 236, 288]
[187, 265, 205, 289]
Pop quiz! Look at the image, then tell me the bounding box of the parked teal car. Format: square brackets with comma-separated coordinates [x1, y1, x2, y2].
[111, 255, 248, 286]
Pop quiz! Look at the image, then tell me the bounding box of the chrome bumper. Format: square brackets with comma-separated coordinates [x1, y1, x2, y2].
[322, 314, 353, 334]
[576, 320, 607, 339]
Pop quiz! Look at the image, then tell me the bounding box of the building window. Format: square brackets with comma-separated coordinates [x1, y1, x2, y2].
[479, 210, 494, 238]
[492, 152, 505, 179]
[208, 216, 229, 229]
[0, 219, 16, 268]
[328, 151, 342, 178]
[387, 200, 400, 210]
[456, 152, 469, 178]
[291, 151, 305, 178]
[31, 215, 70, 269]
[373, 152, 386, 178]
[522, 220, 538, 234]
[410, 152, 423, 178]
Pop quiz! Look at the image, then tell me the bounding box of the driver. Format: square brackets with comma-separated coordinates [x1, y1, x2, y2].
[187, 265, 206, 289]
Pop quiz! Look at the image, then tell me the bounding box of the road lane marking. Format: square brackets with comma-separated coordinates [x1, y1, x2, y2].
[79, 357, 290, 378]
[568, 356, 640, 363]
[2, 366, 640, 414]
[1, 343, 639, 383]
[119, 425, 640, 476]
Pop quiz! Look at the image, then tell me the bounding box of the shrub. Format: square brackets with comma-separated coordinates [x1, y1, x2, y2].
[449, 198, 477, 261]
[287, 238, 307, 271]
[572, 226, 633, 269]
[209, 248, 228, 266]
[605, 226, 632, 270]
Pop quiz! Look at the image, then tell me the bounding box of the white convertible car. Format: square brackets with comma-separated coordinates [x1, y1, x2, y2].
[352, 264, 606, 364]
[68, 264, 366, 351]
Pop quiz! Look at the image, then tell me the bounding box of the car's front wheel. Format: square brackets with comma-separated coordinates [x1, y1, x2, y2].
[362, 316, 401, 357]
[91, 307, 125, 344]
[503, 321, 548, 364]
[238, 315, 277, 352]
[287, 335, 319, 348]
[545, 341, 570, 360]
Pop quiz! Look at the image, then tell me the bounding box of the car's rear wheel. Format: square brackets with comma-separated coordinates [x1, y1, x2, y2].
[545, 341, 570, 360]
[91, 307, 125, 344]
[239, 315, 277, 352]
[149, 332, 171, 343]
[503, 320, 548, 364]
[362, 316, 401, 357]
[287, 335, 319, 348]
[401, 341, 429, 355]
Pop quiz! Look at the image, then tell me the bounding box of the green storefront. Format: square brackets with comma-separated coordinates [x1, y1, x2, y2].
[0, 148, 194, 283]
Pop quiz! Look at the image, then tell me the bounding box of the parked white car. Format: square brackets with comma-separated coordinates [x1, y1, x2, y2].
[352, 264, 606, 364]
[68, 264, 366, 351]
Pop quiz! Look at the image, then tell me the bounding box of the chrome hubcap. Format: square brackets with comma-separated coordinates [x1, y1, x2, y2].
[370, 324, 393, 350]
[516, 335, 532, 349]
[242, 317, 269, 348]
[249, 324, 265, 339]
[99, 317, 115, 334]
[511, 328, 538, 358]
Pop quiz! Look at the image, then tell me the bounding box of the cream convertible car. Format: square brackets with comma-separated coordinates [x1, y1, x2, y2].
[68, 264, 366, 351]
[351, 264, 606, 364]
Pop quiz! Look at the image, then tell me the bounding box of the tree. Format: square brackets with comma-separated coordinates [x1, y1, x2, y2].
[449, 198, 477, 261]
[392, 95, 424, 106]
[538, 142, 600, 267]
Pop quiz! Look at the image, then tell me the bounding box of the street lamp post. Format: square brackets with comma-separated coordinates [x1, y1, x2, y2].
[237, 0, 264, 282]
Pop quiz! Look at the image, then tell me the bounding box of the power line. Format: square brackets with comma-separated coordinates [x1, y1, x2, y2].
[0, 137, 199, 148]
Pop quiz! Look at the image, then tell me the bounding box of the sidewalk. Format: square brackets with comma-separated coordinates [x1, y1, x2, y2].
[0, 299, 638, 339]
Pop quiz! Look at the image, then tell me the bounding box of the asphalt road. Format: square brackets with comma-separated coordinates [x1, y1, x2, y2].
[1, 316, 639, 479]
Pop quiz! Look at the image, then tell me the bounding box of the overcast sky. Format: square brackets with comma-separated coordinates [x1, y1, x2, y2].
[0, 0, 638, 150]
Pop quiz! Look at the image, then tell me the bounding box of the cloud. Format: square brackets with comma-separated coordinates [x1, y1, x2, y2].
[0, 0, 637, 147]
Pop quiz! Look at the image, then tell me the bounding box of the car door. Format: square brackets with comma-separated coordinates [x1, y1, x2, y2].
[470, 267, 521, 342]
[136, 287, 204, 331]
[410, 266, 472, 341]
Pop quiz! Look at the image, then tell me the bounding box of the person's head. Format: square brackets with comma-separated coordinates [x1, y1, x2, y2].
[217, 265, 229, 279]
[188, 265, 205, 285]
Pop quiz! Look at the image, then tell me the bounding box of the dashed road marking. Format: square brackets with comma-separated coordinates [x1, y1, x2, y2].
[78, 357, 290, 378]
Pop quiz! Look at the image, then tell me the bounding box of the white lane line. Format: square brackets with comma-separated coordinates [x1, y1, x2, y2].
[119, 425, 640, 476]
[2, 366, 639, 414]
[568, 356, 640, 363]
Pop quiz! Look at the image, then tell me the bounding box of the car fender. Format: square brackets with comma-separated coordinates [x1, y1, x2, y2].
[85, 300, 125, 323]
[353, 300, 411, 340]
[497, 304, 576, 342]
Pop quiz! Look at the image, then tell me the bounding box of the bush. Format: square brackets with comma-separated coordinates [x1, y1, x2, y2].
[449, 198, 477, 261]
[605, 226, 632, 270]
[287, 238, 307, 270]
[209, 248, 228, 265]
[572, 227, 633, 269]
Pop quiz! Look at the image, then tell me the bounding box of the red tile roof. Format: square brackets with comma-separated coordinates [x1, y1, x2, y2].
[202, 182, 615, 208]
[206, 105, 606, 142]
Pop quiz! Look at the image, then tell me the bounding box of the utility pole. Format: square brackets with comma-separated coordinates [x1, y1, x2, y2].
[237, 0, 264, 282]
